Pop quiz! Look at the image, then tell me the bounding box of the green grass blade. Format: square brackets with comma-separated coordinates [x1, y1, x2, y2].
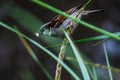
[46, 32, 120, 48]
[16, 31, 54, 80]
[62, 29, 90, 80]
[31, 0, 120, 41]
[0, 22, 80, 80]
[103, 43, 113, 80]
[75, 32, 120, 43]
[92, 65, 98, 80]
[66, 56, 120, 73]
[82, 0, 92, 9]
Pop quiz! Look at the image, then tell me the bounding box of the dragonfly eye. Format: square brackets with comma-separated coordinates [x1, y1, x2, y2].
[42, 27, 46, 30]
[43, 29, 53, 36]
[35, 27, 47, 36]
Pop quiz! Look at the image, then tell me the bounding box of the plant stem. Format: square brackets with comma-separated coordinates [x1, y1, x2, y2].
[14, 26, 54, 80]
[103, 44, 113, 80]
[0, 21, 80, 80]
[55, 23, 72, 80]
[55, 38, 68, 80]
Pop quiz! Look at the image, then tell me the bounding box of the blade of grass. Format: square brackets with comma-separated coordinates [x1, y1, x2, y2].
[30, 0, 120, 41]
[62, 28, 90, 80]
[92, 65, 98, 80]
[65, 56, 120, 73]
[15, 27, 54, 80]
[46, 32, 120, 48]
[103, 43, 113, 80]
[75, 32, 120, 43]
[85, 64, 96, 80]
[0, 22, 80, 80]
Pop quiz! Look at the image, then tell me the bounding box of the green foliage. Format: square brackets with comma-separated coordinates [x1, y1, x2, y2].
[0, 22, 80, 80]
[1, 0, 120, 80]
[63, 28, 90, 80]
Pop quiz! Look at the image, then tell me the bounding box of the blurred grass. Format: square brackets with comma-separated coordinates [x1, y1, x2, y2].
[15, 26, 54, 80]
[0, 22, 80, 80]
[103, 44, 113, 80]
[1, 0, 63, 52]
[65, 56, 120, 72]
[2, 0, 43, 33]
[1, 0, 120, 80]
[92, 65, 98, 80]
[63, 28, 90, 80]
[17, 64, 36, 80]
[46, 32, 120, 48]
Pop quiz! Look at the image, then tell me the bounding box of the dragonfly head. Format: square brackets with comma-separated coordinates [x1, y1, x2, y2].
[35, 22, 53, 36]
[35, 25, 58, 37]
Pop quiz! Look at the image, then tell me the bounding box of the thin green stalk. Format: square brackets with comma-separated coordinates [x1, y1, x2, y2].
[31, 0, 120, 41]
[83, 0, 92, 9]
[55, 23, 77, 80]
[85, 64, 95, 80]
[92, 65, 98, 80]
[46, 32, 120, 48]
[17, 32, 54, 80]
[0, 22, 80, 80]
[103, 44, 113, 80]
[62, 28, 90, 80]
[65, 56, 120, 73]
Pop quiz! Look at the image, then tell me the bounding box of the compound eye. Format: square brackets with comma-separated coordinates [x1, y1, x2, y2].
[42, 27, 46, 30]
[43, 28, 46, 30]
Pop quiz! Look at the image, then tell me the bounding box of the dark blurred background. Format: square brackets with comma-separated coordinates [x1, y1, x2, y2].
[0, 0, 120, 80]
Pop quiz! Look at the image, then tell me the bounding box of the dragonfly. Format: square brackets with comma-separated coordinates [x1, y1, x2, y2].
[35, 0, 102, 37]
